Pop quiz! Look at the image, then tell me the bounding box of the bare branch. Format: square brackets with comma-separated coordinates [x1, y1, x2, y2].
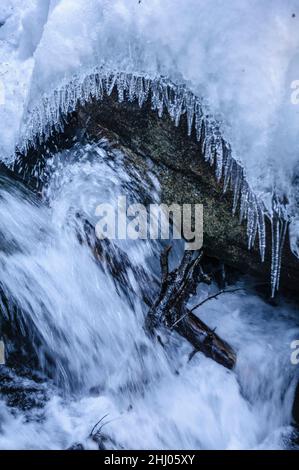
[190, 288, 246, 313]
[170, 288, 245, 330]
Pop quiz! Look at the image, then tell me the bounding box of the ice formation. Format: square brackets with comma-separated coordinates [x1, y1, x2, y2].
[17, 69, 288, 295]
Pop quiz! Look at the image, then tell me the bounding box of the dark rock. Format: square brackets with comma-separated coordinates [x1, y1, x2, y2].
[67, 443, 85, 451]
[0, 366, 49, 411]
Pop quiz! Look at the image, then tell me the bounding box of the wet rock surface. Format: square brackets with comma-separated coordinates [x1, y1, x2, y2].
[0, 366, 49, 411]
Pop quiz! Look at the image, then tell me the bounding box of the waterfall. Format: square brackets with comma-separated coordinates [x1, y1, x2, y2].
[1, 0, 299, 452]
[0, 140, 298, 449]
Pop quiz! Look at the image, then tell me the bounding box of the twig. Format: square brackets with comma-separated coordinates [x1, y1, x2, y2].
[89, 414, 109, 437]
[190, 288, 245, 312]
[170, 287, 245, 329]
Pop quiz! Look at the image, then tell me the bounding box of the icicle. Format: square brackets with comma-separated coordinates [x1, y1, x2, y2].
[174, 91, 184, 127]
[164, 85, 174, 120]
[214, 134, 223, 182]
[136, 76, 149, 108]
[239, 181, 249, 223]
[185, 92, 195, 136]
[116, 73, 126, 103]
[271, 215, 281, 297]
[64, 79, 73, 112]
[275, 218, 288, 292]
[231, 162, 242, 215]
[204, 134, 213, 164]
[88, 73, 97, 100]
[256, 202, 266, 262]
[194, 102, 203, 142]
[150, 79, 164, 118]
[246, 193, 258, 250]
[105, 72, 117, 97]
[82, 75, 92, 103]
[92, 73, 103, 102]
[128, 74, 137, 102]
[205, 120, 216, 167]
[223, 146, 233, 193]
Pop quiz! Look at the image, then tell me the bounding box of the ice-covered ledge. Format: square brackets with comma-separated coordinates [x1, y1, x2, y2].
[11, 71, 299, 298]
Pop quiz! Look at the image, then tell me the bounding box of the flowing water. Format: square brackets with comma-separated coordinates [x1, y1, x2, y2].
[0, 140, 298, 450]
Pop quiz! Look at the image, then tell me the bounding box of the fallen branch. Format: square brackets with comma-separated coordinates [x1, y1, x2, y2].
[146, 247, 237, 370]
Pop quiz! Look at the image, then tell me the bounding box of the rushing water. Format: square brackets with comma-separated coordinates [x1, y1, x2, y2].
[0, 140, 298, 450]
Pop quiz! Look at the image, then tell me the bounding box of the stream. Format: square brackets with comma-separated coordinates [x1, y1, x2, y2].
[0, 139, 298, 450]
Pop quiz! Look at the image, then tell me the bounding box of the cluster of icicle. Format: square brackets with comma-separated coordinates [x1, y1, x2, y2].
[18, 68, 289, 296]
